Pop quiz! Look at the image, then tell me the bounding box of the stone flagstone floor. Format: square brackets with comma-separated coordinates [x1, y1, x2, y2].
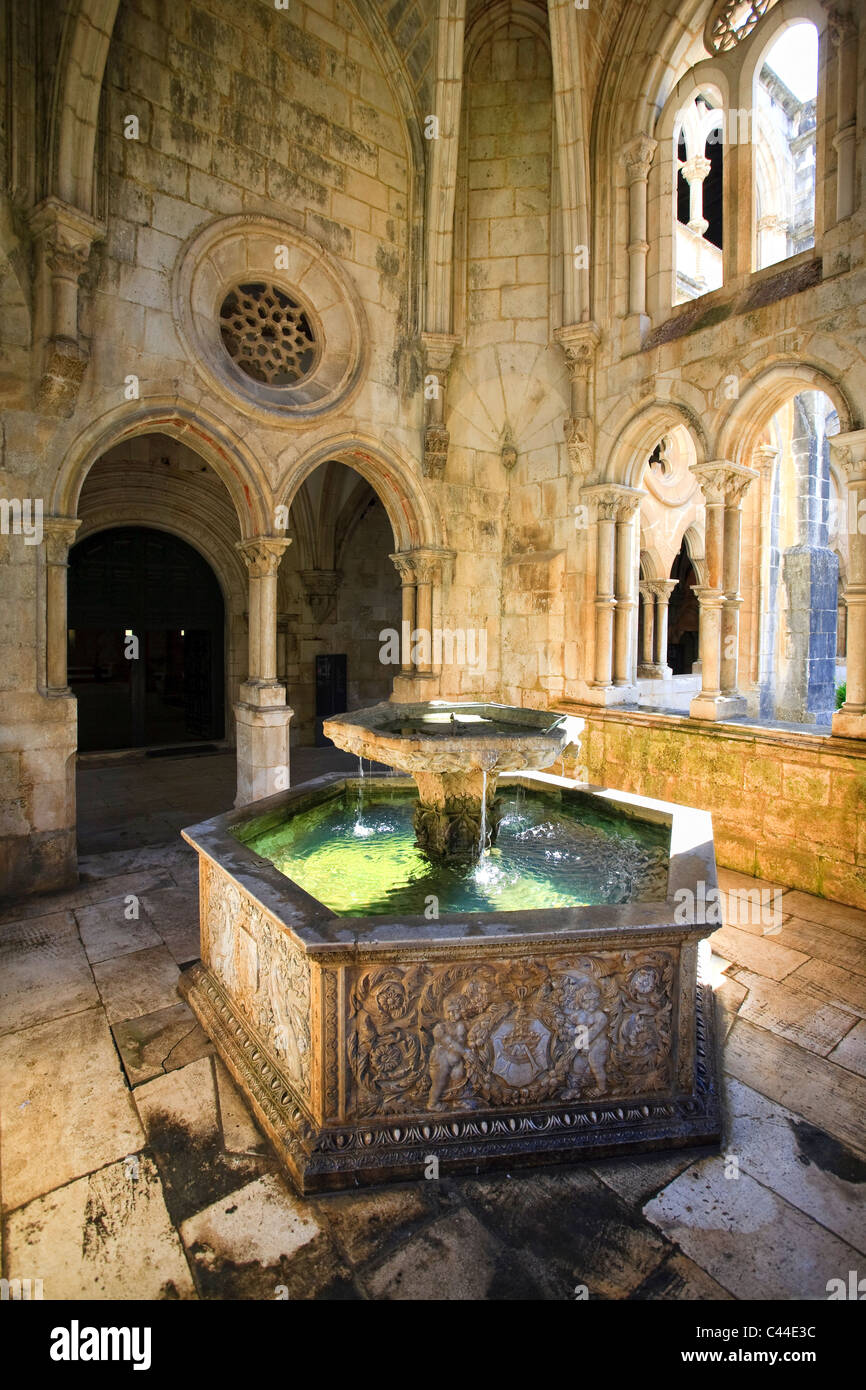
[1, 750, 865, 1300]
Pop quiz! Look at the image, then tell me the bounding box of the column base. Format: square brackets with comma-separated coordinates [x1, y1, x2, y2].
[637, 664, 672, 680]
[832, 705, 866, 739]
[689, 692, 748, 722]
[238, 680, 287, 709]
[390, 671, 441, 702]
[584, 682, 639, 707]
[234, 697, 293, 806]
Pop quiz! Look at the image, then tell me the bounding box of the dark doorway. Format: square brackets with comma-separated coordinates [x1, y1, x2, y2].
[315, 653, 347, 746]
[68, 527, 225, 751]
[667, 542, 700, 675]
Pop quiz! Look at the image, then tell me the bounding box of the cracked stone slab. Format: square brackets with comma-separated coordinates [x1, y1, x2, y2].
[0, 912, 98, 1035]
[723, 1077, 866, 1255]
[733, 968, 857, 1057]
[4, 1154, 195, 1300]
[779, 892, 866, 942]
[709, 925, 808, 980]
[91, 944, 181, 1023]
[0, 1009, 143, 1211]
[112, 1001, 213, 1087]
[75, 895, 163, 963]
[829, 1020, 866, 1078]
[140, 886, 201, 965]
[180, 1173, 354, 1300]
[643, 1156, 863, 1299]
[135, 1057, 271, 1226]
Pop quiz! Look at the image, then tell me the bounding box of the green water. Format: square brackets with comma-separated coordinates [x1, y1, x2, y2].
[239, 786, 670, 917]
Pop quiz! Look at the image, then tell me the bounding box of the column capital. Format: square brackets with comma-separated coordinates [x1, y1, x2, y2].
[43, 515, 81, 564]
[236, 536, 291, 577]
[29, 196, 105, 276]
[646, 578, 678, 603]
[831, 429, 866, 483]
[419, 331, 461, 376]
[690, 460, 758, 504]
[581, 483, 644, 521]
[752, 443, 779, 475]
[680, 154, 712, 185]
[554, 322, 601, 379]
[620, 134, 658, 184]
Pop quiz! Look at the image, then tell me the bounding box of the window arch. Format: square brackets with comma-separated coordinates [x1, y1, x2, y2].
[752, 20, 819, 269]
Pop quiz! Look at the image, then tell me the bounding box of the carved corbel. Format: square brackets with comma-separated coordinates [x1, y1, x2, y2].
[28, 196, 105, 417]
[420, 331, 460, 479]
[501, 424, 517, 472]
[554, 322, 600, 479]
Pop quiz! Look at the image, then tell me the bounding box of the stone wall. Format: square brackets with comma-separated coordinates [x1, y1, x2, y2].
[563, 705, 866, 910]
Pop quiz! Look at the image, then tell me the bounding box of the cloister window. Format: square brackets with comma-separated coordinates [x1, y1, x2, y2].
[674, 98, 724, 304]
[754, 23, 818, 270]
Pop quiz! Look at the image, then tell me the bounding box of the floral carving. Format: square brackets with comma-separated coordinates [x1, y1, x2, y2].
[347, 951, 674, 1117]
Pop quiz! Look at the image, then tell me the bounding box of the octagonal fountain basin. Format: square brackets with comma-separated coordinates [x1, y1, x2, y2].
[179, 770, 721, 1193]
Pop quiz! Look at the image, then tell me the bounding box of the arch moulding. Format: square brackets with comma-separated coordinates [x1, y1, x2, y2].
[277, 435, 443, 556]
[50, 401, 273, 538]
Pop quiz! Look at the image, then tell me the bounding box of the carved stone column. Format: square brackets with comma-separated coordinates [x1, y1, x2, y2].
[752, 444, 778, 692]
[582, 484, 642, 702]
[28, 196, 105, 417]
[620, 135, 657, 342]
[689, 462, 757, 720]
[720, 477, 753, 696]
[413, 553, 436, 676]
[613, 491, 641, 686]
[390, 552, 418, 675]
[555, 322, 600, 478]
[832, 430, 866, 737]
[43, 517, 81, 692]
[234, 537, 293, 805]
[651, 580, 677, 677]
[827, 6, 858, 223]
[680, 154, 711, 237]
[420, 332, 460, 479]
[638, 581, 657, 677]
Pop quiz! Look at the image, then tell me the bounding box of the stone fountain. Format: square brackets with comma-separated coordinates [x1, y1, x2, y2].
[178, 700, 721, 1193]
[322, 701, 571, 860]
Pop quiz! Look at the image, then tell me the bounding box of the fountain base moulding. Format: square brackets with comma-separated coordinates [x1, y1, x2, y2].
[179, 771, 722, 1194]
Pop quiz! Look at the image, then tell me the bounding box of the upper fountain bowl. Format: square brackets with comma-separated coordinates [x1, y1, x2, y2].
[322, 700, 572, 775]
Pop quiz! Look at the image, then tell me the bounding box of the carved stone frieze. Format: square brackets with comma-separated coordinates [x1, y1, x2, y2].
[423, 424, 450, 479]
[347, 950, 675, 1118]
[203, 860, 311, 1099]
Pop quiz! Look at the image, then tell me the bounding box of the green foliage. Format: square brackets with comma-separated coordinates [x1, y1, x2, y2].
[836, 682, 847, 710]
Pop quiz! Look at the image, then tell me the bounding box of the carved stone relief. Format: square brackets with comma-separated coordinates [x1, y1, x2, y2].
[347, 950, 674, 1118]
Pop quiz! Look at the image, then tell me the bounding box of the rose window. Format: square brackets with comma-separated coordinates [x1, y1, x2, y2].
[218, 282, 319, 387]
